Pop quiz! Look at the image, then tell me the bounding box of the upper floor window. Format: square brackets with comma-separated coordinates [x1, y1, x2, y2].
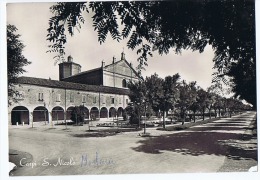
[102, 95, 106, 104]
[38, 93, 44, 101]
[93, 96, 97, 104]
[15, 91, 24, 100]
[70, 93, 74, 102]
[56, 94, 61, 102]
[82, 95, 87, 103]
[126, 99, 129, 105]
[111, 97, 115, 104]
[122, 79, 127, 88]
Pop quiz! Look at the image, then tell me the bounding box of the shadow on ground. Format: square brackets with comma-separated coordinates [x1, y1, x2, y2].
[9, 149, 33, 167]
[132, 112, 257, 161]
[132, 131, 257, 161]
[71, 128, 142, 138]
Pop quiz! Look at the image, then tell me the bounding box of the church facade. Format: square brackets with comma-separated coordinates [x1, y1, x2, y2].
[8, 52, 140, 125]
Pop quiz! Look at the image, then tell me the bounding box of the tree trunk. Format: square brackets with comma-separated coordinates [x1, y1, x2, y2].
[181, 111, 185, 125]
[163, 110, 166, 129]
[209, 108, 212, 119]
[202, 109, 205, 121]
[214, 109, 217, 118]
[193, 111, 196, 123]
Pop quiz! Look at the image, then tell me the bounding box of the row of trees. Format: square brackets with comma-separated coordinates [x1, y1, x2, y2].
[126, 73, 252, 129]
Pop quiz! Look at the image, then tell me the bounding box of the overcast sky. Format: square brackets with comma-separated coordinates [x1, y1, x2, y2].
[7, 2, 216, 90]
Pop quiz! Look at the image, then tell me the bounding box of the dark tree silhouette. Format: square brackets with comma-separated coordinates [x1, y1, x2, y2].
[47, 0, 256, 108]
[7, 24, 31, 105]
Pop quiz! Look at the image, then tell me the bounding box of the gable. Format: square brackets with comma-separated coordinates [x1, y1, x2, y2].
[104, 60, 140, 79]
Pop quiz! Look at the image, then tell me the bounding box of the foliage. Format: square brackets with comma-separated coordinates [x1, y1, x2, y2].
[70, 105, 87, 124]
[127, 81, 147, 125]
[176, 80, 197, 125]
[7, 24, 31, 105]
[145, 73, 164, 112]
[47, 1, 256, 108]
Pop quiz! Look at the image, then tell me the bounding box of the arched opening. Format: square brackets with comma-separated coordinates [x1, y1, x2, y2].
[100, 107, 108, 118]
[90, 107, 99, 120]
[117, 107, 124, 117]
[66, 106, 74, 120]
[11, 106, 29, 125]
[122, 79, 127, 88]
[82, 106, 89, 120]
[33, 106, 48, 122]
[51, 106, 64, 122]
[109, 107, 117, 118]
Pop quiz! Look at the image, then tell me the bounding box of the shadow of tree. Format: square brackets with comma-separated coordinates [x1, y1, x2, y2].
[132, 132, 257, 161]
[71, 128, 141, 138]
[188, 126, 250, 131]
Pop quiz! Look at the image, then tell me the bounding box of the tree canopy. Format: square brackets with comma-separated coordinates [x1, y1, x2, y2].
[47, 0, 256, 108]
[7, 24, 31, 105]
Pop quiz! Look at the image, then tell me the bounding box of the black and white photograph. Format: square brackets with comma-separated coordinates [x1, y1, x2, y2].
[1, 0, 259, 178]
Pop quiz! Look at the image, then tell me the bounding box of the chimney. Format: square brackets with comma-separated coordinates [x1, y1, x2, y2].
[102, 60, 105, 67]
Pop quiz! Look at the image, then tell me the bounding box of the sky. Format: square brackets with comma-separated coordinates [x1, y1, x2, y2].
[6, 2, 216, 90]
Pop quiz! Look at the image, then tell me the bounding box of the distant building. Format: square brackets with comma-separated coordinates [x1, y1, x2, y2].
[8, 52, 140, 125]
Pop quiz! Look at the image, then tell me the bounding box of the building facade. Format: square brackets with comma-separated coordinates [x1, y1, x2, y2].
[8, 52, 140, 125]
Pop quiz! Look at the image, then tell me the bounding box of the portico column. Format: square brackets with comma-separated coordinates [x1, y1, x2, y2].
[49, 112, 53, 127]
[29, 112, 33, 128]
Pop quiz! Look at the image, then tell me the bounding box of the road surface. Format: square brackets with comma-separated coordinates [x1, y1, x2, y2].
[9, 111, 257, 176]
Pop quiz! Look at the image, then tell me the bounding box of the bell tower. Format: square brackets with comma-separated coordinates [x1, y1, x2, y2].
[59, 56, 81, 80]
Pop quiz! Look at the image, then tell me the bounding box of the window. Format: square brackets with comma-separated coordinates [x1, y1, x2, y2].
[15, 91, 24, 100]
[93, 96, 97, 104]
[126, 99, 129, 105]
[70, 93, 74, 102]
[38, 93, 43, 101]
[56, 94, 61, 102]
[82, 95, 86, 103]
[111, 97, 115, 104]
[119, 97, 122, 104]
[102, 95, 106, 104]
[122, 79, 127, 88]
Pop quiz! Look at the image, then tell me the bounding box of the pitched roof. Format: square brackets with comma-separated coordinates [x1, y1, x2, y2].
[104, 59, 141, 79]
[62, 59, 141, 81]
[16, 76, 130, 95]
[62, 67, 102, 80]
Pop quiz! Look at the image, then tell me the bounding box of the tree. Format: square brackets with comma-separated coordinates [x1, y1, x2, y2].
[70, 105, 87, 125]
[7, 24, 31, 105]
[47, 1, 256, 108]
[189, 86, 201, 123]
[176, 80, 197, 125]
[145, 73, 164, 113]
[127, 80, 147, 126]
[159, 74, 180, 128]
[196, 88, 209, 121]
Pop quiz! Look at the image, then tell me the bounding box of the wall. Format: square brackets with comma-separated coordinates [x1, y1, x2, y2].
[8, 83, 129, 125]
